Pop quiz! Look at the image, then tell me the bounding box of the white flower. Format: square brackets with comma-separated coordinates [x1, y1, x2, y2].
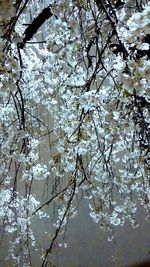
[136, 43, 149, 50]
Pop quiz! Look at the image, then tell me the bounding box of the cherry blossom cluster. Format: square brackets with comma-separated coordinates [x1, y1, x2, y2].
[0, 0, 149, 266]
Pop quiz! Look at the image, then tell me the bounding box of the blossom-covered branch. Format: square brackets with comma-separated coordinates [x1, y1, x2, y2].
[0, 0, 149, 266]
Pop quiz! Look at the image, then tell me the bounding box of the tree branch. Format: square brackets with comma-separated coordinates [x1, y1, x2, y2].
[19, 6, 53, 49]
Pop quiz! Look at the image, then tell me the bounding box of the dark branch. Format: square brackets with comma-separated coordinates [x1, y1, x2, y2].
[19, 6, 53, 49]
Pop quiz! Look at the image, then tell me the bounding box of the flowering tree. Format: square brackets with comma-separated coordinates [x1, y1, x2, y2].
[0, 0, 149, 266]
